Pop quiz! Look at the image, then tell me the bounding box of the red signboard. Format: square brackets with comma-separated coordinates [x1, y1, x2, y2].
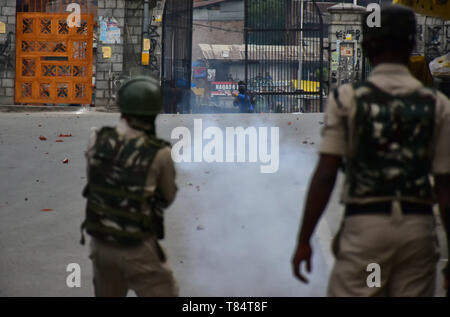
[211, 82, 239, 97]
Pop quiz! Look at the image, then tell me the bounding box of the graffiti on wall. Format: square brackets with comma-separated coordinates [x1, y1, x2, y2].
[336, 29, 361, 42]
[336, 40, 357, 85]
[425, 25, 442, 60]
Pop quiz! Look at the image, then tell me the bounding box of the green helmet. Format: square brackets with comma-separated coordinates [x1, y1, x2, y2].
[117, 76, 163, 115]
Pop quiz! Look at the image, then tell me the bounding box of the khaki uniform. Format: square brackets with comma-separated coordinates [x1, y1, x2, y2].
[86, 119, 178, 297]
[320, 64, 450, 297]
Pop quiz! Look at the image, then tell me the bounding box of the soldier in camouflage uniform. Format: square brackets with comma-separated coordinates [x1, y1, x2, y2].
[292, 5, 450, 296]
[81, 77, 179, 297]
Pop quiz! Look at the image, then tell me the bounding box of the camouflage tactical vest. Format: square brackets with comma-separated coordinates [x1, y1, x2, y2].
[81, 127, 170, 246]
[344, 82, 436, 204]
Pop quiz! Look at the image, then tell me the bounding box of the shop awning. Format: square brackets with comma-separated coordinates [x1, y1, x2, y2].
[393, 0, 450, 20]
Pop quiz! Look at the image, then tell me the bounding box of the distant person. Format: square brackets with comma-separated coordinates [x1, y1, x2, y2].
[81, 77, 179, 297]
[233, 81, 254, 113]
[292, 5, 450, 297]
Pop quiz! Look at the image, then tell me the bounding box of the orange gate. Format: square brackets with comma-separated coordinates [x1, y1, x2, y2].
[15, 13, 93, 104]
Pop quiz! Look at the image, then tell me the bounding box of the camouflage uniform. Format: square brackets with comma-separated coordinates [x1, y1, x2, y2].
[321, 64, 450, 296]
[82, 118, 178, 297]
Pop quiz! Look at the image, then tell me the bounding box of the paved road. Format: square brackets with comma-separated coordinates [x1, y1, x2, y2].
[0, 111, 446, 296]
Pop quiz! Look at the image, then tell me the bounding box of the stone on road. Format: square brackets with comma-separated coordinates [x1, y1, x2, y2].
[0, 111, 446, 296]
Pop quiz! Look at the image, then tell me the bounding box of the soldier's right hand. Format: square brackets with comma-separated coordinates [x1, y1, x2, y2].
[292, 243, 313, 284]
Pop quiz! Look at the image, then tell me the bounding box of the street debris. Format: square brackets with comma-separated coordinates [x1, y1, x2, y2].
[40, 208, 53, 212]
[39, 136, 47, 141]
[55, 140, 64, 143]
[62, 158, 69, 164]
[195, 185, 200, 192]
[288, 122, 292, 126]
[186, 182, 193, 186]
[24, 197, 28, 201]
[59, 133, 72, 137]
[196, 225, 204, 231]
[204, 171, 210, 174]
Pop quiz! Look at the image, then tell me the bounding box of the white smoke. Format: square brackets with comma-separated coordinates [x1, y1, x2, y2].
[155, 113, 343, 296]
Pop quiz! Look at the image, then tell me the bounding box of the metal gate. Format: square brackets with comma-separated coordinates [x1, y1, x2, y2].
[161, 0, 193, 113]
[244, 0, 325, 113]
[15, 2, 94, 105]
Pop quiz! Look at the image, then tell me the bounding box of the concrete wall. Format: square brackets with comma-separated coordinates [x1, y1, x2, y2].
[194, 0, 244, 21]
[0, 0, 16, 105]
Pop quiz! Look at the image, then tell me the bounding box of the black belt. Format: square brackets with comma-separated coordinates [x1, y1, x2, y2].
[345, 202, 433, 217]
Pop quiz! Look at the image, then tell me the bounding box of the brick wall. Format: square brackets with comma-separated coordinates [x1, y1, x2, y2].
[0, 0, 16, 105]
[123, 0, 156, 78]
[95, 0, 125, 111]
[96, 0, 158, 111]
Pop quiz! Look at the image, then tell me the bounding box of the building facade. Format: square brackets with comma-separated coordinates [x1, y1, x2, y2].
[0, 0, 448, 110]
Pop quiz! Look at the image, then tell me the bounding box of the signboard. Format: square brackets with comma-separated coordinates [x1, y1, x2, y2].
[211, 82, 239, 97]
[340, 46, 354, 57]
[153, 15, 162, 23]
[102, 46, 111, 58]
[207, 69, 216, 81]
[193, 67, 207, 78]
[143, 38, 151, 51]
[394, 0, 450, 20]
[142, 52, 150, 65]
[0, 22, 5, 34]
